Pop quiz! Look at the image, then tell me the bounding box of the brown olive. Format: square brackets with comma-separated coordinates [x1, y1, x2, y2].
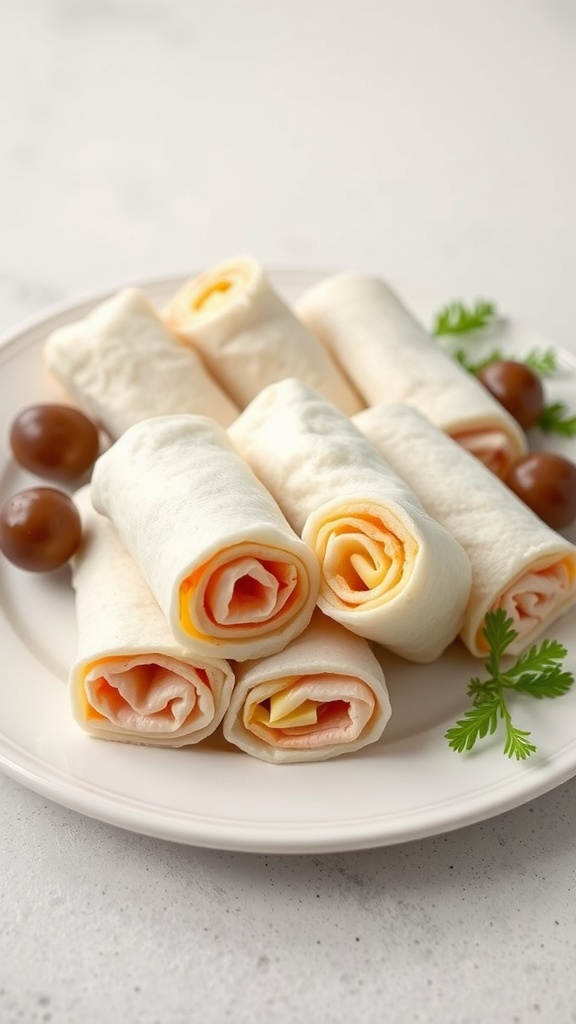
[10, 404, 99, 482]
[477, 361, 545, 429]
[0, 487, 82, 571]
[504, 451, 576, 530]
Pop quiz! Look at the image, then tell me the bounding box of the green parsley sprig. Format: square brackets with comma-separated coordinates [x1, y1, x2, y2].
[537, 401, 576, 437]
[454, 346, 558, 377]
[433, 299, 498, 337]
[445, 610, 573, 760]
[433, 297, 576, 434]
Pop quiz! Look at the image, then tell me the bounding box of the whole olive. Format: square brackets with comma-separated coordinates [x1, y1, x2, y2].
[0, 487, 82, 571]
[10, 404, 99, 482]
[477, 360, 545, 430]
[504, 451, 576, 530]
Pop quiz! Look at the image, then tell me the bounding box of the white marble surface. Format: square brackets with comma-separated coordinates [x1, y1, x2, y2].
[2, 1, 576, 1021]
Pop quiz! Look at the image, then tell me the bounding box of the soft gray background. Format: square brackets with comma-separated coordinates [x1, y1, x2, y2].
[1, 2, 576, 1022]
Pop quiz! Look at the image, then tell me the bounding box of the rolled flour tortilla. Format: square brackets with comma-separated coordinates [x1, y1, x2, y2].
[296, 273, 527, 477]
[223, 610, 391, 763]
[229, 379, 472, 662]
[163, 255, 362, 415]
[70, 487, 235, 746]
[91, 414, 320, 661]
[354, 402, 576, 656]
[43, 287, 239, 438]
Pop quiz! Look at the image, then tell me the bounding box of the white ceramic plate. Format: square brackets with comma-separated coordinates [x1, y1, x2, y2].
[1, 270, 575, 854]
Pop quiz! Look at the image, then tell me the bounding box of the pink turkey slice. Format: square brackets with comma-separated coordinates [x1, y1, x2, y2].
[70, 487, 234, 746]
[223, 609, 391, 764]
[84, 655, 215, 735]
[90, 414, 319, 662]
[243, 676, 376, 751]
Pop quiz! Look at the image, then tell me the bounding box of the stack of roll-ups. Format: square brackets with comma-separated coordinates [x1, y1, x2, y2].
[52, 256, 576, 766]
[72, 488, 391, 762]
[70, 413, 395, 763]
[222, 610, 391, 764]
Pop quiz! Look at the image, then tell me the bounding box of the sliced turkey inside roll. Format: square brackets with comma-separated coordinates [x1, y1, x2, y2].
[80, 656, 219, 740]
[91, 414, 320, 661]
[223, 611, 391, 763]
[450, 427, 518, 478]
[70, 487, 235, 746]
[179, 544, 307, 641]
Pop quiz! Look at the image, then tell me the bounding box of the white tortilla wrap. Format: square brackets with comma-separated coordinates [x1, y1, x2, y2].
[163, 256, 362, 415]
[229, 379, 472, 663]
[91, 414, 320, 661]
[70, 487, 235, 746]
[223, 610, 391, 763]
[43, 287, 239, 438]
[354, 402, 576, 656]
[296, 273, 527, 477]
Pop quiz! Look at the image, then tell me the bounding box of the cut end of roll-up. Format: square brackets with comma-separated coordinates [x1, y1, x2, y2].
[229, 378, 472, 663]
[163, 258, 363, 415]
[91, 414, 320, 662]
[175, 533, 319, 659]
[70, 486, 236, 747]
[302, 495, 472, 663]
[222, 610, 391, 764]
[71, 652, 235, 747]
[353, 401, 576, 659]
[164, 256, 258, 333]
[449, 424, 524, 479]
[470, 553, 576, 657]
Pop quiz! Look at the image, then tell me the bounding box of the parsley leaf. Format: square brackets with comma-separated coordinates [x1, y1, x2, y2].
[453, 348, 507, 374]
[434, 296, 557, 378]
[537, 402, 576, 437]
[523, 348, 558, 377]
[433, 299, 497, 337]
[454, 345, 557, 377]
[445, 609, 574, 760]
[445, 702, 499, 754]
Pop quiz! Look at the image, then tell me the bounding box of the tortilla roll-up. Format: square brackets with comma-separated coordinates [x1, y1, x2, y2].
[43, 287, 239, 438]
[295, 273, 527, 478]
[163, 255, 362, 415]
[69, 487, 235, 746]
[91, 414, 320, 661]
[354, 402, 576, 656]
[228, 379, 472, 662]
[223, 610, 391, 763]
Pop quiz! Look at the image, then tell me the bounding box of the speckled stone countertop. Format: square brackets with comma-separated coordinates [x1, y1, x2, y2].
[2, 2, 576, 1022]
